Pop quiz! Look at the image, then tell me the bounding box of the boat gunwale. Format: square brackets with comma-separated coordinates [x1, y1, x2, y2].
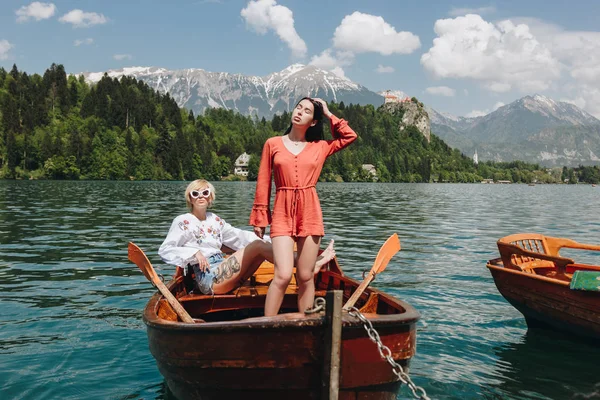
[143, 272, 420, 331]
[486, 257, 570, 287]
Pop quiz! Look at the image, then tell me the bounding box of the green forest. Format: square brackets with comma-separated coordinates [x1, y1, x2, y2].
[1, 63, 599, 184]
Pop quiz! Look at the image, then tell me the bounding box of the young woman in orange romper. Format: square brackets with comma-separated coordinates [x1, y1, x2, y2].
[250, 97, 357, 316]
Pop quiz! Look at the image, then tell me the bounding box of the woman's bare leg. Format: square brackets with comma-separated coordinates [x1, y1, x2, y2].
[314, 239, 335, 274]
[210, 238, 336, 295]
[296, 235, 321, 313]
[264, 236, 295, 316]
[211, 240, 273, 294]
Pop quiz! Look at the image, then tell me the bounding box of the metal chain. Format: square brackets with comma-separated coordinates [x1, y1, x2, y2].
[347, 306, 430, 400]
[304, 298, 430, 399]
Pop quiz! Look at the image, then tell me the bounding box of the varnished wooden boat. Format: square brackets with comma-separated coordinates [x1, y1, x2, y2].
[487, 233, 600, 340]
[143, 255, 421, 400]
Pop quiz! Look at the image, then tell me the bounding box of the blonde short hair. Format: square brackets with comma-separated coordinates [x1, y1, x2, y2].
[185, 179, 216, 210]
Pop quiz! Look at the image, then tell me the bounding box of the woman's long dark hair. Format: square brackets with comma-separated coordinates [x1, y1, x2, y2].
[284, 97, 324, 142]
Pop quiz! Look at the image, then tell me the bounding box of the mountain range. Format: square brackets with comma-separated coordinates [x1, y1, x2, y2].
[81, 65, 600, 167]
[82, 64, 382, 119]
[426, 95, 600, 166]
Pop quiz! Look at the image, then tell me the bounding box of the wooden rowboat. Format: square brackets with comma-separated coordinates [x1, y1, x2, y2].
[486, 233, 600, 340]
[142, 252, 421, 399]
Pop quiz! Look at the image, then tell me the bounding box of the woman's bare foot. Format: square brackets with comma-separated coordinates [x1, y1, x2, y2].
[314, 239, 335, 275]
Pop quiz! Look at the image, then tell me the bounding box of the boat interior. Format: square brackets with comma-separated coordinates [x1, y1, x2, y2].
[491, 233, 600, 281]
[153, 258, 407, 323]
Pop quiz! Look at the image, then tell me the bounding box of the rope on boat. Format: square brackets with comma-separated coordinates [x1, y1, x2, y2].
[304, 297, 326, 314]
[306, 297, 430, 400]
[149, 274, 165, 288]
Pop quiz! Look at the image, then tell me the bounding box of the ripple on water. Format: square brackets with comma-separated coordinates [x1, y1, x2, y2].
[1, 181, 600, 399]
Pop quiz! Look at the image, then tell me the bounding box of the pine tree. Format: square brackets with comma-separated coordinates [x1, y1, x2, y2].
[6, 131, 19, 176]
[1, 88, 21, 134]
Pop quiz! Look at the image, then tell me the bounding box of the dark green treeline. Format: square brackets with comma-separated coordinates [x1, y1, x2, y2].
[1, 63, 598, 184]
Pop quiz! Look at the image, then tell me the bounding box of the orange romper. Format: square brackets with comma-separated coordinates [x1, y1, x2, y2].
[250, 115, 357, 237]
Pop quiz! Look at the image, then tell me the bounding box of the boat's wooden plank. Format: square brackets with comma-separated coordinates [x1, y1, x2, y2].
[566, 263, 600, 273]
[157, 298, 179, 321]
[322, 290, 343, 399]
[359, 293, 379, 313]
[233, 285, 297, 297]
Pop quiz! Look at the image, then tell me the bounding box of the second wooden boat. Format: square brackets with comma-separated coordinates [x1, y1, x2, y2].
[487, 233, 600, 340]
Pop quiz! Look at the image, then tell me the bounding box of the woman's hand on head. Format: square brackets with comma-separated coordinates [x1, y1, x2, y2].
[195, 251, 210, 272]
[312, 98, 332, 119]
[254, 226, 265, 239]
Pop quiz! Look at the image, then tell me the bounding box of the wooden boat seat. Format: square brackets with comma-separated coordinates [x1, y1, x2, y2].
[497, 233, 600, 275]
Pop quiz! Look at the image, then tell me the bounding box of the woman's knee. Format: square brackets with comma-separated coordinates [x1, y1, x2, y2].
[272, 269, 293, 288]
[296, 269, 314, 285]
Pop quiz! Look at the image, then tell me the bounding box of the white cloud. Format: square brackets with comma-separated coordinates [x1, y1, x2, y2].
[376, 65, 395, 74]
[425, 86, 456, 97]
[309, 49, 354, 78]
[240, 0, 307, 59]
[483, 82, 512, 93]
[59, 9, 108, 28]
[309, 49, 354, 70]
[113, 54, 132, 61]
[448, 6, 496, 17]
[74, 38, 94, 46]
[465, 101, 505, 117]
[421, 14, 560, 93]
[330, 67, 346, 79]
[511, 17, 600, 118]
[0, 40, 14, 60]
[563, 85, 600, 119]
[466, 109, 487, 118]
[333, 12, 420, 55]
[16, 2, 56, 22]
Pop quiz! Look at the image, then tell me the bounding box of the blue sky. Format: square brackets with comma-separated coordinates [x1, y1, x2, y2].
[2, 0, 600, 118]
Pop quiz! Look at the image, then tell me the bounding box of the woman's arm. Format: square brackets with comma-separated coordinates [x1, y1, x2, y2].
[249, 139, 274, 236]
[158, 217, 200, 267]
[312, 98, 357, 156]
[325, 114, 358, 156]
[221, 218, 265, 251]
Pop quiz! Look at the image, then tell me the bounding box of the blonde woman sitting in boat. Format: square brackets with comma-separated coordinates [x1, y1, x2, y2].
[158, 179, 335, 295]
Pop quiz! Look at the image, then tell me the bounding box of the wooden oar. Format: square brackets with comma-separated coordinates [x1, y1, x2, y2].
[343, 233, 401, 310]
[128, 242, 195, 324]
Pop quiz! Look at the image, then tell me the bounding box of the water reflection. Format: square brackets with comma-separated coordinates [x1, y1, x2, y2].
[489, 330, 600, 399]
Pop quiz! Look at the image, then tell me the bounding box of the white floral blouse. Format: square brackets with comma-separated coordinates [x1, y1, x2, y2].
[158, 212, 267, 273]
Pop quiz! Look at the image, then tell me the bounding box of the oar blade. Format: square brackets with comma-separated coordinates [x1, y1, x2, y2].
[373, 233, 401, 274]
[343, 233, 402, 310]
[128, 242, 157, 283]
[127, 242, 195, 324]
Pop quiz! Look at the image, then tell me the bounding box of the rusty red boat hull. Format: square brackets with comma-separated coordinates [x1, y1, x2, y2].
[143, 268, 420, 399]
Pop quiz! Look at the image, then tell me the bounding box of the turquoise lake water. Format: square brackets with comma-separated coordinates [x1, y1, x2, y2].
[1, 181, 600, 399]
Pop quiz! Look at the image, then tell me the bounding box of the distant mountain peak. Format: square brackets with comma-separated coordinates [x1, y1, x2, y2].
[429, 93, 600, 167]
[79, 64, 383, 118]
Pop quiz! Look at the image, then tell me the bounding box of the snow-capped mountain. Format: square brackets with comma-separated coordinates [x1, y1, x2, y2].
[425, 106, 478, 130]
[428, 94, 600, 166]
[81, 64, 383, 118]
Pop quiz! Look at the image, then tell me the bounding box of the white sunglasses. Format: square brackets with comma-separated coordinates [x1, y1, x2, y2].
[190, 188, 211, 199]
